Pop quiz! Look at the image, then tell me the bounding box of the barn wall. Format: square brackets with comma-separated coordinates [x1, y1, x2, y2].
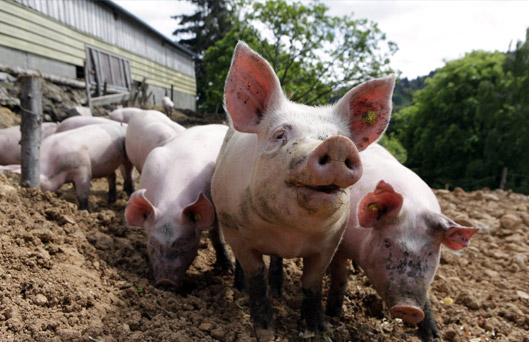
[0, 0, 196, 110]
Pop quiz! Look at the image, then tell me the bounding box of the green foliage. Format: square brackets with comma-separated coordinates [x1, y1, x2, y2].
[378, 133, 407, 164]
[394, 46, 529, 192]
[200, 0, 397, 113]
[172, 0, 234, 108]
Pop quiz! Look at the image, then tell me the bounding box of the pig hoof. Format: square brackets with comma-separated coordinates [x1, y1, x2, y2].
[255, 328, 275, 342]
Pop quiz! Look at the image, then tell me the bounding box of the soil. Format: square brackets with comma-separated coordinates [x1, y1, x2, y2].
[0, 170, 528, 342]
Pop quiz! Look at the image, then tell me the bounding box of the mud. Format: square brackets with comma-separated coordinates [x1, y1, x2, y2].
[0, 172, 528, 342]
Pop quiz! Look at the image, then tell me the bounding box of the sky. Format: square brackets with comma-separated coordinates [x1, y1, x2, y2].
[112, 0, 529, 79]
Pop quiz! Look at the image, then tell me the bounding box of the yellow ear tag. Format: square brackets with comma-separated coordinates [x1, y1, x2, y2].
[368, 203, 379, 212]
[362, 110, 377, 125]
[194, 213, 202, 222]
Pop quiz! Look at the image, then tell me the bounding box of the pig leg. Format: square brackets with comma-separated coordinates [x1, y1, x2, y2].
[120, 160, 135, 196]
[106, 172, 117, 204]
[208, 225, 233, 271]
[233, 259, 246, 292]
[234, 256, 283, 297]
[325, 253, 349, 318]
[301, 254, 332, 332]
[417, 295, 441, 342]
[72, 167, 92, 211]
[268, 256, 283, 298]
[233, 246, 273, 332]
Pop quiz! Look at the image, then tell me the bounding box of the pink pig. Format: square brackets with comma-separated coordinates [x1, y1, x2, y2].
[56, 116, 124, 133]
[108, 107, 144, 123]
[0, 123, 57, 165]
[326, 144, 479, 341]
[39, 123, 134, 210]
[162, 96, 174, 115]
[125, 124, 232, 290]
[125, 110, 185, 172]
[211, 42, 395, 336]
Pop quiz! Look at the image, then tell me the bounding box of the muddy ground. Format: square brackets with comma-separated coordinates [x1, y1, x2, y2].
[0, 169, 528, 342]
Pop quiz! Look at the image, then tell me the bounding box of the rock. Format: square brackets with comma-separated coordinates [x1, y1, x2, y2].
[33, 294, 48, 306]
[482, 194, 500, 201]
[0, 107, 20, 128]
[86, 232, 114, 250]
[517, 290, 529, 300]
[520, 212, 529, 226]
[66, 106, 92, 117]
[512, 254, 526, 268]
[500, 214, 522, 229]
[484, 269, 500, 278]
[199, 322, 212, 331]
[453, 187, 465, 195]
[0, 183, 17, 196]
[0, 72, 17, 83]
[457, 291, 481, 310]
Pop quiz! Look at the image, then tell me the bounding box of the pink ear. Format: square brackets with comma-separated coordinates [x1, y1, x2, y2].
[442, 225, 479, 251]
[224, 42, 283, 133]
[358, 180, 403, 227]
[334, 75, 396, 151]
[125, 189, 155, 227]
[182, 193, 215, 230]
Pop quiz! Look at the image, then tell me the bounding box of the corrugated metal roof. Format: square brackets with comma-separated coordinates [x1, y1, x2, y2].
[102, 0, 196, 58]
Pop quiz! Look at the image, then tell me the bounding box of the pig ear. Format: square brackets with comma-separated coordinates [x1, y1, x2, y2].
[437, 216, 479, 250]
[334, 75, 396, 151]
[125, 189, 155, 227]
[358, 180, 403, 227]
[224, 41, 284, 133]
[182, 193, 215, 230]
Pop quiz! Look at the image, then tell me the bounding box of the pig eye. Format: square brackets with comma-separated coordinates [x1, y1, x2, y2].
[274, 130, 286, 141]
[384, 239, 392, 249]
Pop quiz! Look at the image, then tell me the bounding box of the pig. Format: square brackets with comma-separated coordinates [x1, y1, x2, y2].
[55, 116, 124, 133]
[125, 124, 233, 290]
[39, 123, 134, 210]
[125, 110, 185, 172]
[0, 123, 57, 165]
[325, 143, 480, 341]
[210, 41, 395, 337]
[162, 96, 174, 115]
[108, 107, 144, 123]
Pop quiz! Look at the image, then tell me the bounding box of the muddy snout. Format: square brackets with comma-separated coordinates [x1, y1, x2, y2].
[305, 135, 362, 188]
[390, 304, 425, 323]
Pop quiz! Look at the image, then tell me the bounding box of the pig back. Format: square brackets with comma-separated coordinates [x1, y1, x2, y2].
[139, 124, 228, 210]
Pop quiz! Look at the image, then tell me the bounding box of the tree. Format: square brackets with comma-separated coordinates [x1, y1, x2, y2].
[395, 51, 511, 190]
[498, 28, 529, 192]
[201, 0, 397, 113]
[172, 0, 234, 109]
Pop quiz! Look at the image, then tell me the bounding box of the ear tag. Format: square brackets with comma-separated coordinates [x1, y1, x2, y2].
[368, 203, 379, 212]
[194, 213, 202, 222]
[362, 110, 377, 125]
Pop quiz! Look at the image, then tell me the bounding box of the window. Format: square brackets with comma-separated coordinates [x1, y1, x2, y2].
[85, 46, 131, 95]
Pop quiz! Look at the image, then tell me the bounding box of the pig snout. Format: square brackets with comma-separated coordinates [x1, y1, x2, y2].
[155, 278, 179, 291]
[151, 260, 185, 291]
[298, 135, 362, 190]
[390, 304, 425, 324]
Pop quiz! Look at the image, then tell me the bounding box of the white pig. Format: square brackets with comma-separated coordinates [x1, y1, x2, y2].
[125, 110, 185, 172]
[162, 96, 174, 115]
[326, 143, 479, 341]
[0, 123, 57, 165]
[108, 107, 144, 123]
[125, 124, 233, 290]
[56, 116, 124, 133]
[211, 42, 395, 337]
[39, 123, 134, 210]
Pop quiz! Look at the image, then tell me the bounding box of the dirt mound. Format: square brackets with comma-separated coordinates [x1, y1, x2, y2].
[0, 172, 528, 342]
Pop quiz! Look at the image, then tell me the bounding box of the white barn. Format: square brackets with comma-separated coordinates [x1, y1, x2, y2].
[0, 0, 196, 110]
